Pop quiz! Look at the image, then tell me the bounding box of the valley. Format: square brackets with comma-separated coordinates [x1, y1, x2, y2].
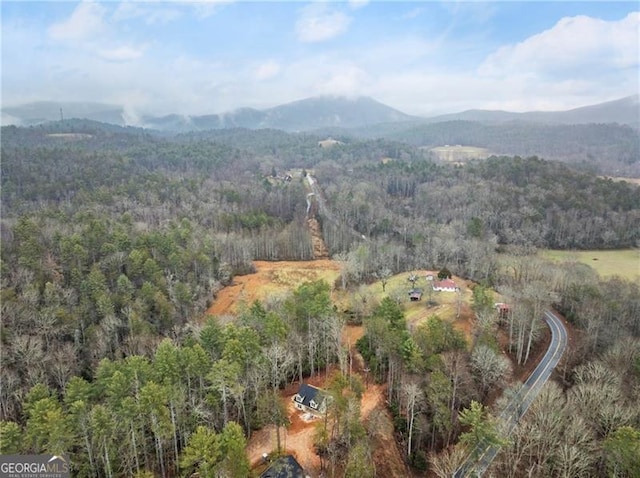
[1, 92, 639, 478]
[2, 2, 640, 477]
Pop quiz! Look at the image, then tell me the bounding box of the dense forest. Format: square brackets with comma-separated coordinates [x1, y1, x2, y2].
[1, 122, 639, 477]
[326, 120, 640, 176]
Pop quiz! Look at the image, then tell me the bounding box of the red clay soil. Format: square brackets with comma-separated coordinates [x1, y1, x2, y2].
[208, 259, 399, 476]
[367, 407, 411, 478]
[342, 325, 367, 374]
[205, 260, 341, 317]
[307, 217, 330, 259]
[246, 375, 390, 476]
[341, 324, 365, 348]
[453, 302, 475, 342]
[246, 324, 402, 477]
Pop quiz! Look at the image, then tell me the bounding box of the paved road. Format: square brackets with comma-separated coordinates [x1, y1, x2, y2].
[453, 309, 568, 477]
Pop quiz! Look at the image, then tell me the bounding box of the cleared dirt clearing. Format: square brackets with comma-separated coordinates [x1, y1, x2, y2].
[206, 260, 341, 317]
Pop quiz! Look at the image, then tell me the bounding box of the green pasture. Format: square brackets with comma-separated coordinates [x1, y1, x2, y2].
[429, 145, 490, 161]
[362, 270, 474, 340]
[539, 249, 639, 281]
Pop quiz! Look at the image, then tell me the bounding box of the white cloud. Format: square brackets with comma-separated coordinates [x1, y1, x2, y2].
[480, 12, 640, 78]
[356, 36, 437, 67]
[254, 60, 281, 81]
[370, 63, 635, 116]
[295, 4, 351, 43]
[48, 1, 106, 41]
[314, 64, 370, 96]
[44, 2, 151, 69]
[113, 2, 182, 25]
[1, 113, 22, 127]
[348, 0, 369, 10]
[98, 45, 147, 62]
[113, 0, 232, 22]
[401, 7, 425, 20]
[189, 0, 235, 19]
[6, 3, 636, 120]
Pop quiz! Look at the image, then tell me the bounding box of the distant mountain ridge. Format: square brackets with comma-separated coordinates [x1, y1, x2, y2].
[426, 95, 640, 126]
[1, 96, 416, 132]
[140, 96, 417, 132]
[2, 94, 638, 131]
[2, 101, 126, 127]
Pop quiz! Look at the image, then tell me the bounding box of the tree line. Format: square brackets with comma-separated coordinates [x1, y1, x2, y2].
[352, 252, 639, 476]
[345, 120, 640, 176]
[1, 279, 355, 477]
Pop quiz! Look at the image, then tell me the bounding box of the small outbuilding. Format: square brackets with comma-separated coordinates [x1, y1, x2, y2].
[408, 288, 423, 301]
[260, 455, 306, 478]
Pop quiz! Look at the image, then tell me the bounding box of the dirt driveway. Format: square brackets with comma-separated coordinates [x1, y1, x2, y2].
[207, 260, 406, 477]
[246, 380, 388, 475]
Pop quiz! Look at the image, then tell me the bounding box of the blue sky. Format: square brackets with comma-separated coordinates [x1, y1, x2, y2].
[1, 1, 638, 121]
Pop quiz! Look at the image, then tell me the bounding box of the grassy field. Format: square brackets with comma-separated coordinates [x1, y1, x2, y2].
[539, 249, 640, 281]
[206, 260, 341, 317]
[429, 145, 490, 162]
[205, 261, 479, 341]
[363, 270, 475, 341]
[599, 176, 640, 185]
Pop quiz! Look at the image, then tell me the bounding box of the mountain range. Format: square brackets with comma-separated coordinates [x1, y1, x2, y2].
[2, 94, 638, 132]
[424, 95, 640, 126]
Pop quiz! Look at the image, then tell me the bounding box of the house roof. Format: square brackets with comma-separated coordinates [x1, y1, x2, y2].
[260, 455, 305, 478]
[294, 383, 326, 411]
[433, 279, 457, 289]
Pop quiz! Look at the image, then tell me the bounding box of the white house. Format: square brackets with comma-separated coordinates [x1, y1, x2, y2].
[432, 279, 458, 292]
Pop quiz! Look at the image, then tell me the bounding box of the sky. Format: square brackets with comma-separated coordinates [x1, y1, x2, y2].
[1, 1, 639, 120]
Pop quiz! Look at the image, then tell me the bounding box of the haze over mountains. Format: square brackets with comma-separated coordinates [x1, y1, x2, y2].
[3, 94, 638, 132]
[4, 94, 639, 176]
[424, 95, 640, 126]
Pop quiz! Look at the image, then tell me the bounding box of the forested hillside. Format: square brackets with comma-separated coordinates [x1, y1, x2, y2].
[327, 120, 640, 176]
[6, 95, 639, 176]
[1, 123, 639, 477]
[328, 156, 639, 251]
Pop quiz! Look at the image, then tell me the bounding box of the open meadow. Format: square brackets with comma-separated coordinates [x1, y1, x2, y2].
[429, 145, 491, 162]
[363, 270, 476, 342]
[206, 261, 478, 342]
[206, 259, 341, 317]
[539, 249, 640, 281]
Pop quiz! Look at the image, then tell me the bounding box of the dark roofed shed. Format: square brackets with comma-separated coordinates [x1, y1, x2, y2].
[260, 455, 305, 478]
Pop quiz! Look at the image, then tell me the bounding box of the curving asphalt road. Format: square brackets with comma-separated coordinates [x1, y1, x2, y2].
[453, 309, 568, 477]
[307, 173, 567, 476]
